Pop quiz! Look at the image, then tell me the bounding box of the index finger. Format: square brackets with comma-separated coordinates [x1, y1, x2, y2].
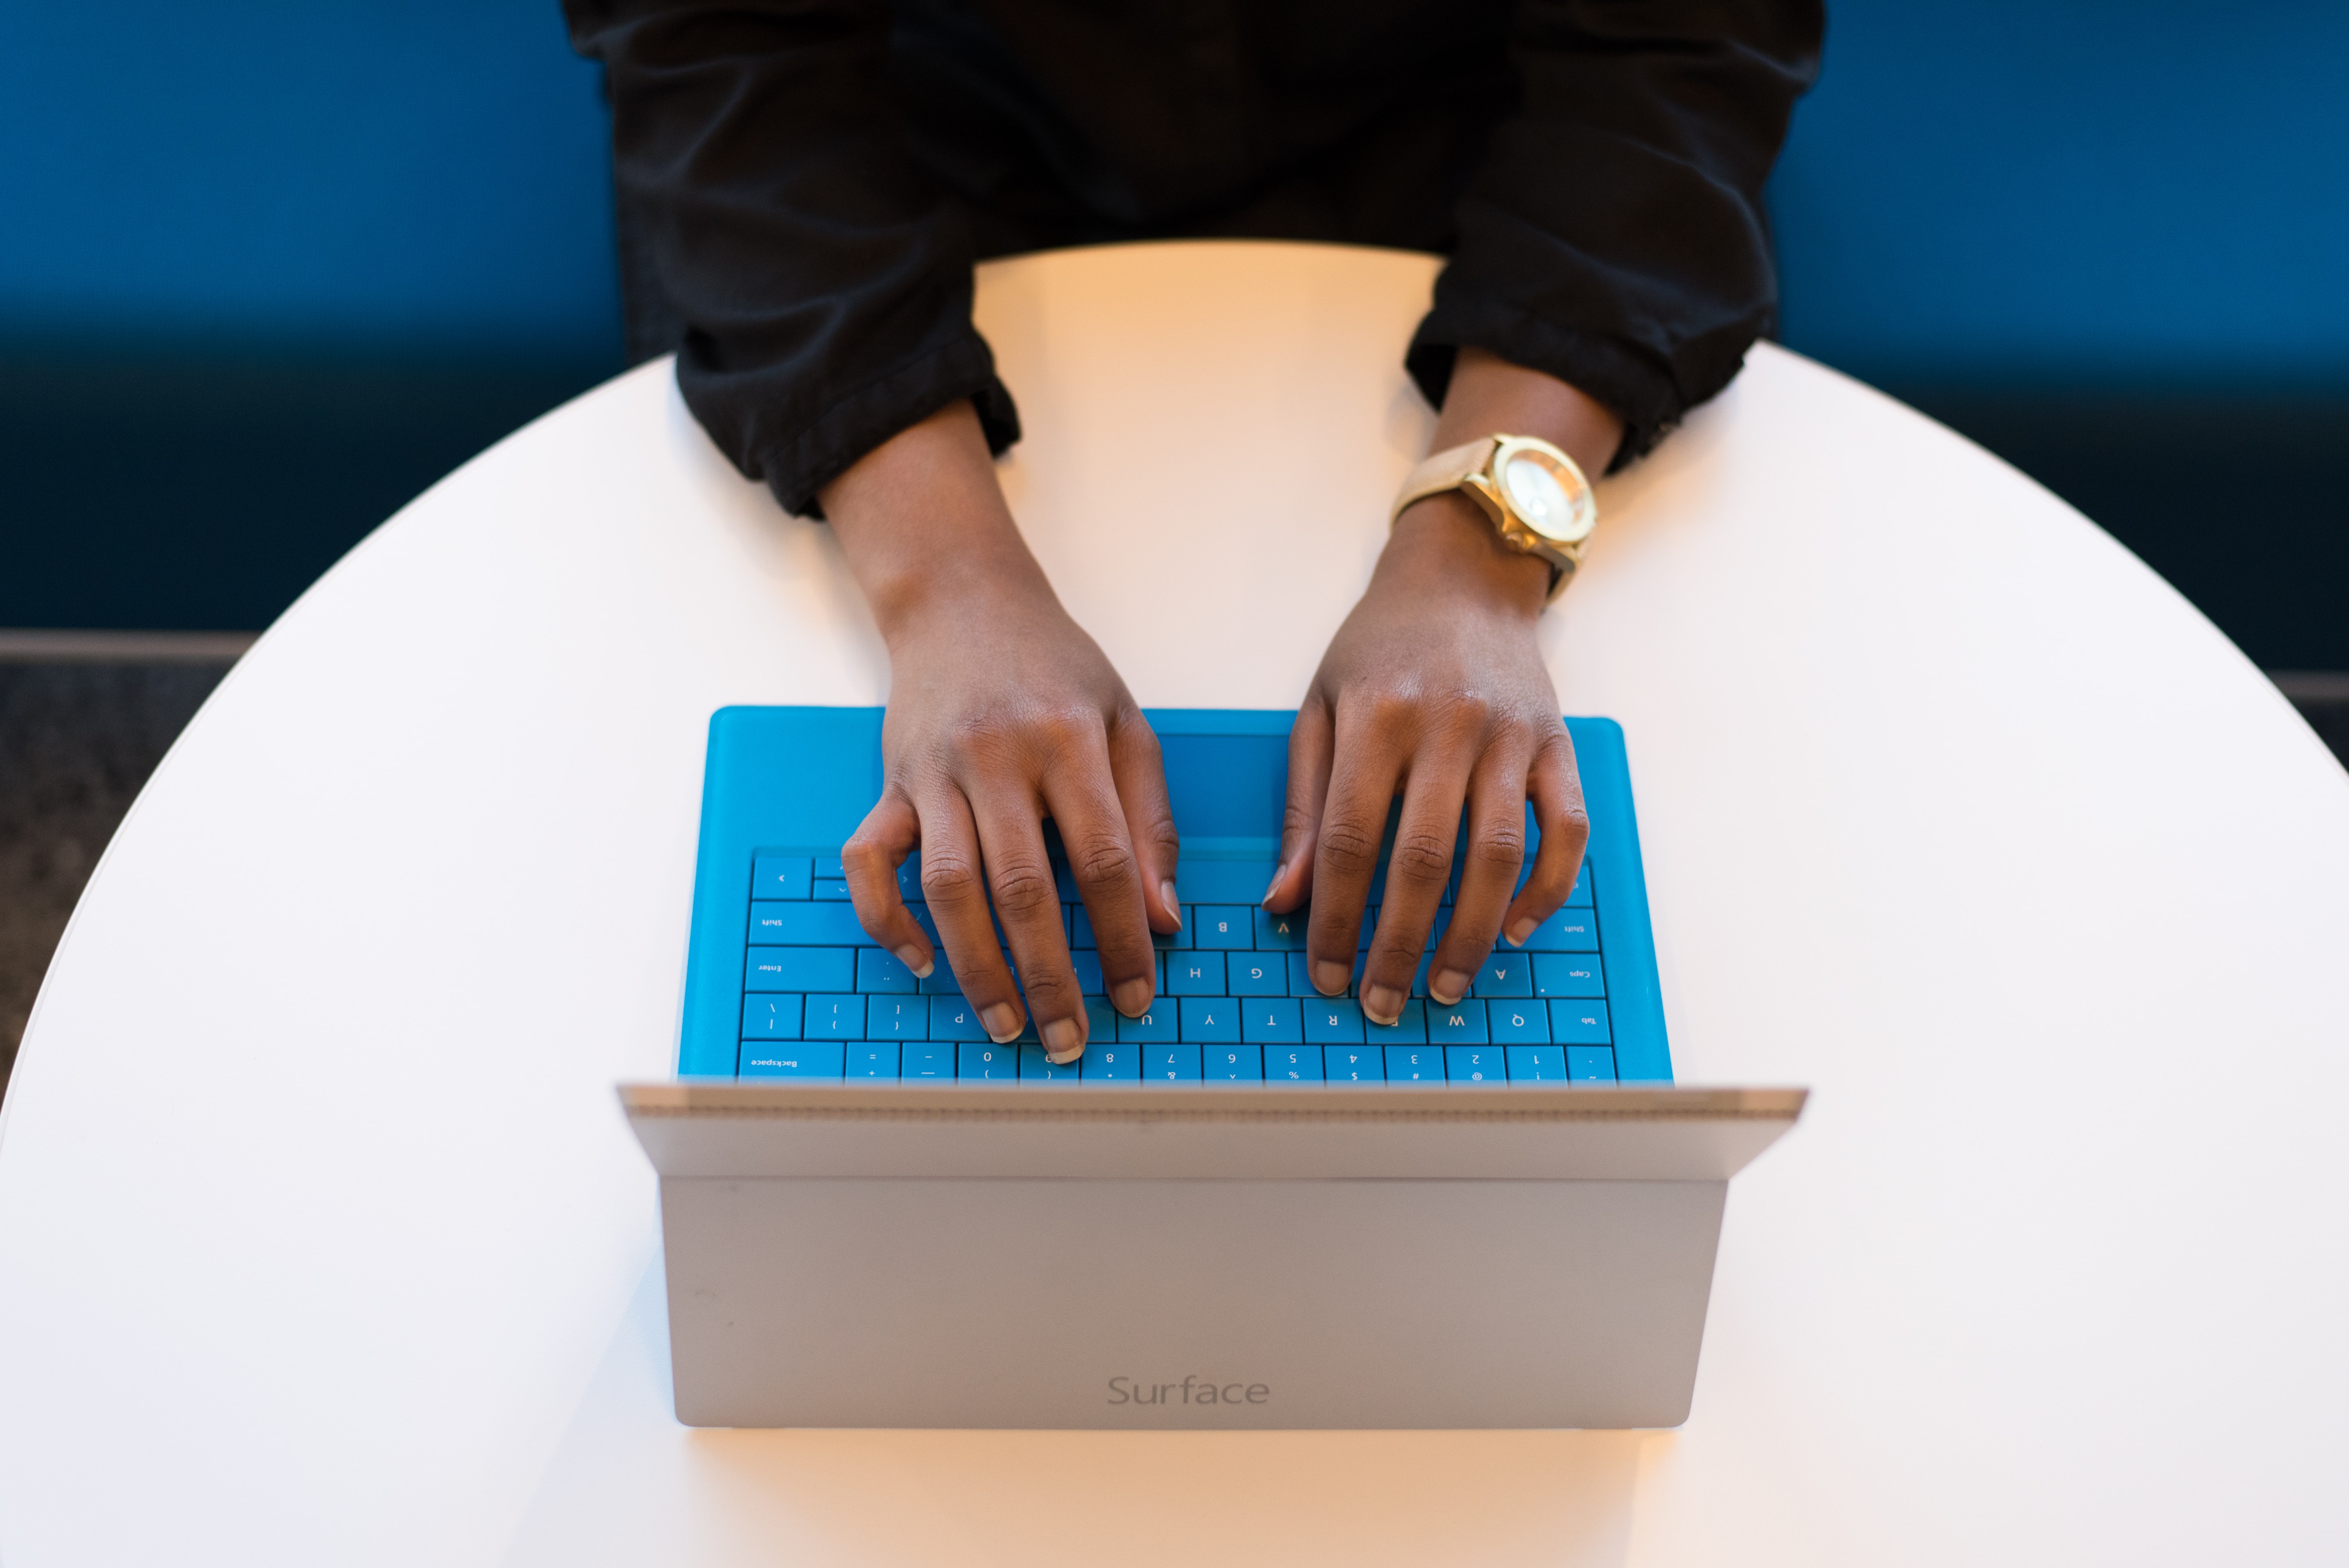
[842, 786, 937, 979]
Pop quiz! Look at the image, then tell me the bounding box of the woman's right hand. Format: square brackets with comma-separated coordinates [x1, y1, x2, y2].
[824, 401, 1180, 1065]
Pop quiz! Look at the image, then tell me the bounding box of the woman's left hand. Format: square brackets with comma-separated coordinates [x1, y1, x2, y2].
[1263, 490, 1590, 1024]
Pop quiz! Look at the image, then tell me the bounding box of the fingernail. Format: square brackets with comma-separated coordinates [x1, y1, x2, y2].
[1113, 978, 1155, 1018]
[1430, 969, 1471, 1006]
[895, 943, 934, 979]
[1504, 918, 1535, 948]
[1313, 959, 1351, 996]
[1042, 1016, 1085, 1064]
[1161, 881, 1182, 926]
[982, 1004, 1022, 1044]
[1261, 858, 1287, 906]
[1362, 984, 1404, 1026]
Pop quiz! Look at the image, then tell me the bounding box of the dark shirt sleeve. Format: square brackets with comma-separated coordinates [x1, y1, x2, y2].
[1408, 0, 1824, 467]
[566, 0, 1018, 516]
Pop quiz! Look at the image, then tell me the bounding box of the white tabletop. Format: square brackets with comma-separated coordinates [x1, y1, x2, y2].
[5, 241, 2347, 1566]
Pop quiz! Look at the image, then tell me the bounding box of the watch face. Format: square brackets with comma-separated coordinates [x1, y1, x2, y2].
[1500, 449, 1595, 544]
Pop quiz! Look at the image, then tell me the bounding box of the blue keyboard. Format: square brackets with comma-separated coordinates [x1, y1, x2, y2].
[734, 845, 1618, 1085]
[680, 708, 1670, 1085]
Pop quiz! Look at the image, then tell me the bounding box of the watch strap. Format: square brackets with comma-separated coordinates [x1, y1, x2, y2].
[1388, 437, 1499, 525]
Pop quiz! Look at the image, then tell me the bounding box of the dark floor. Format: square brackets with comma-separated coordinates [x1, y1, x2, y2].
[2, 649, 2344, 1106]
[0, 649, 239, 1095]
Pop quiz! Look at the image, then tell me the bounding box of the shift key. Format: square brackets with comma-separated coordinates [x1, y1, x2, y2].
[748, 902, 870, 946]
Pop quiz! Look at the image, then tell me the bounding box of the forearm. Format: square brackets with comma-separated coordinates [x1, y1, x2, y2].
[1431, 347, 1622, 481]
[817, 400, 1055, 643]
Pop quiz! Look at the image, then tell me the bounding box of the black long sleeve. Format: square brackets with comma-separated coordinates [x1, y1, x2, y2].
[1408, 1, 1823, 464]
[567, 0, 1821, 513]
[567, 0, 1020, 515]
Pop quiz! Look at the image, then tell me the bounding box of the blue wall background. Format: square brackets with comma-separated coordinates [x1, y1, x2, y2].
[0, 2, 619, 356]
[2, 0, 2344, 658]
[1775, 0, 2349, 386]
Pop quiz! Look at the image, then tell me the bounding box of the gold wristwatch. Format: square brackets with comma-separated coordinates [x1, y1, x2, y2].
[1389, 434, 1597, 602]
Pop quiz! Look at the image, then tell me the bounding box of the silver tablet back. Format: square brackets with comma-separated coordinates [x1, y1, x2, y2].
[621, 1083, 1803, 1429]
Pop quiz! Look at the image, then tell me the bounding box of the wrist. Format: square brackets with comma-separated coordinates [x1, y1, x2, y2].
[1379, 492, 1550, 620]
[868, 549, 1055, 650]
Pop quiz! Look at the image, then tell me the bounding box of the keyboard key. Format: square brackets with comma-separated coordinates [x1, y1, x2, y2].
[1445, 1046, 1507, 1086]
[813, 854, 846, 879]
[1505, 1045, 1568, 1082]
[1193, 906, 1254, 949]
[1052, 860, 1081, 901]
[957, 1042, 1019, 1080]
[1532, 954, 1605, 998]
[739, 1040, 844, 1078]
[1325, 1043, 1383, 1081]
[1180, 998, 1242, 1043]
[1549, 999, 1613, 1045]
[812, 878, 851, 900]
[1083, 996, 1117, 1046]
[746, 946, 854, 992]
[1202, 1044, 1263, 1081]
[1364, 998, 1426, 1044]
[747, 902, 869, 947]
[742, 1042, 845, 1080]
[1117, 1006, 1179, 1043]
[865, 995, 926, 1039]
[1566, 1046, 1617, 1081]
[1286, 952, 1330, 998]
[1174, 860, 1279, 906]
[741, 994, 803, 1039]
[1475, 952, 1533, 997]
[1072, 949, 1106, 996]
[917, 946, 966, 995]
[858, 947, 920, 993]
[1518, 906, 1599, 952]
[1226, 953, 1286, 996]
[1240, 997, 1304, 1044]
[1565, 860, 1594, 907]
[1019, 1044, 1082, 1082]
[1155, 917, 1193, 951]
[847, 1042, 900, 1078]
[1253, 907, 1308, 950]
[803, 994, 864, 1039]
[897, 858, 924, 901]
[928, 995, 991, 1041]
[1165, 952, 1226, 996]
[1082, 1040, 1141, 1081]
[752, 855, 813, 900]
[1488, 1000, 1549, 1046]
[1385, 1045, 1444, 1082]
[1264, 1044, 1323, 1081]
[1426, 1000, 1488, 1045]
[1144, 1043, 1202, 1081]
[1302, 998, 1365, 1044]
[901, 1041, 955, 1078]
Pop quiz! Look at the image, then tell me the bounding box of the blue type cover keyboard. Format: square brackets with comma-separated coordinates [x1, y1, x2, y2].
[680, 709, 1670, 1086]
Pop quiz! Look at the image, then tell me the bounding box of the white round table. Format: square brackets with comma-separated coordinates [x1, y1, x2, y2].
[4, 242, 2346, 1566]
